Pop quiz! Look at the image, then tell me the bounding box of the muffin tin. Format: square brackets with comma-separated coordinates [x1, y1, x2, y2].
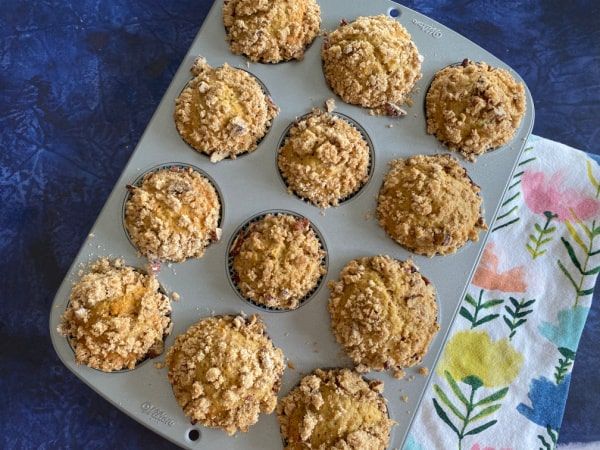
[49, 0, 534, 448]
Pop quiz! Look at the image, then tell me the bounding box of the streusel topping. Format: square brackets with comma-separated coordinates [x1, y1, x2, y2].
[377, 154, 487, 256]
[277, 108, 370, 208]
[426, 60, 526, 161]
[328, 256, 439, 376]
[58, 258, 172, 372]
[166, 314, 285, 435]
[223, 0, 321, 63]
[277, 368, 394, 449]
[175, 57, 279, 162]
[322, 15, 422, 113]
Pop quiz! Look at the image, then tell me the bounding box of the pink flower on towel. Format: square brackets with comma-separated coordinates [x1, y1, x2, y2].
[472, 243, 527, 293]
[471, 444, 513, 450]
[522, 171, 600, 221]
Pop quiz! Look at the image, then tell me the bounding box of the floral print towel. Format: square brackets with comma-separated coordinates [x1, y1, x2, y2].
[405, 136, 600, 450]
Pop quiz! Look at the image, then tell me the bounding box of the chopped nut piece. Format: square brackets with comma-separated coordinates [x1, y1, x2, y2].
[418, 366, 429, 376]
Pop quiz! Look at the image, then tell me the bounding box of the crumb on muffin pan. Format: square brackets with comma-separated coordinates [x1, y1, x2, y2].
[49, 1, 534, 448]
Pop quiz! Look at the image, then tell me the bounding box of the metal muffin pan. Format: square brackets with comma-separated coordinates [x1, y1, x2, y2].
[49, 0, 534, 448]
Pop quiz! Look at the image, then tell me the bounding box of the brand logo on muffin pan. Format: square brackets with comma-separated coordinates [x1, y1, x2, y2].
[412, 19, 443, 38]
[140, 401, 175, 427]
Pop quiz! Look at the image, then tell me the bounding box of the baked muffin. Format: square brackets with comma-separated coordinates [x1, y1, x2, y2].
[231, 213, 326, 310]
[165, 314, 285, 435]
[58, 258, 172, 372]
[124, 166, 221, 263]
[175, 57, 279, 162]
[328, 256, 439, 377]
[223, 0, 321, 63]
[277, 368, 394, 449]
[277, 108, 370, 208]
[377, 154, 487, 256]
[321, 15, 422, 113]
[426, 59, 526, 161]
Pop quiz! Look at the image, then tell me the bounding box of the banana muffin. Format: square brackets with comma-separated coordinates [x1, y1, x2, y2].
[231, 213, 326, 310]
[426, 59, 526, 161]
[223, 0, 321, 63]
[175, 57, 279, 162]
[165, 314, 285, 435]
[321, 15, 422, 114]
[277, 109, 370, 208]
[328, 256, 439, 377]
[124, 166, 221, 263]
[377, 154, 487, 256]
[58, 258, 172, 372]
[277, 368, 394, 449]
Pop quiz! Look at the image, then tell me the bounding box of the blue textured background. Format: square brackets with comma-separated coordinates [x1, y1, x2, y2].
[1, 0, 598, 448]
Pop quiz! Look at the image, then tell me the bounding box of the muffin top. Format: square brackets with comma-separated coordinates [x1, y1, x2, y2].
[328, 256, 439, 376]
[223, 0, 321, 63]
[175, 57, 279, 162]
[124, 167, 221, 262]
[58, 258, 172, 372]
[165, 314, 285, 435]
[277, 368, 394, 450]
[321, 15, 422, 112]
[231, 213, 326, 310]
[426, 60, 526, 161]
[277, 109, 370, 208]
[377, 154, 487, 256]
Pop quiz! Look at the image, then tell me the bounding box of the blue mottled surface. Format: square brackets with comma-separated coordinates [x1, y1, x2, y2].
[1, 0, 598, 448]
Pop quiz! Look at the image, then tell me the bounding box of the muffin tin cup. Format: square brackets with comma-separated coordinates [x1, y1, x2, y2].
[121, 162, 225, 261]
[276, 111, 376, 208]
[49, 1, 534, 448]
[226, 210, 329, 312]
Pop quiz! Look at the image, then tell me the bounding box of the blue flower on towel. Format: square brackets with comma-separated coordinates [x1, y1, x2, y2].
[517, 374, 571, 430]
[539, 306, 589, 351]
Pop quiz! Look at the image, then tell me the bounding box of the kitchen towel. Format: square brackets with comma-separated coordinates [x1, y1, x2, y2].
[405, 136, 600, 450]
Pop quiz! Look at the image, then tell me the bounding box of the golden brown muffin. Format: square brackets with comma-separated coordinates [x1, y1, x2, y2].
[58, 258, 172, 372]
[377, 154, 487, 256]
[174, 57, 279, 162]
[124, 166, 221, 263]
[328, 256, 439, 377]
[321, 15, 422, 113]
[277, 368, 394, 449]
[231, 213, 326, 310]
[426, 60, 526, 161]
[223, 0, 321, 63]
[277, 108, 370, 208]
[165, 314, 285, 435]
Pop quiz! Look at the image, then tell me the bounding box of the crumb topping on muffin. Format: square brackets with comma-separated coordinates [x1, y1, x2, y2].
[278, 108, 370, 208]
[277, 368, 394, 449]
[166, 314, 285, 435]
[231, 213, 326, 310]
[125, 167, 221, 262]
[377, 154, 487, 256]
[322, 15, 422, 113]
[328, 256, 439, 376]
[426, 60, 526, 161]
[223, 0, 321, 63]
[58, 258, 172, 372]
[175, 57, 279, 162]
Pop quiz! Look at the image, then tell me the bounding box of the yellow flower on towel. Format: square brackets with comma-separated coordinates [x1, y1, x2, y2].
[437, 330, 523, 388]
